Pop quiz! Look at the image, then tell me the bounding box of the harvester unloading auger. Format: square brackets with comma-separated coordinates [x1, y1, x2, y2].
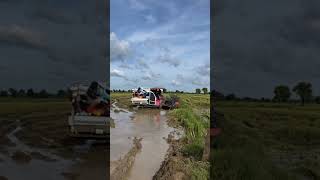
[130, 87, 179, 109]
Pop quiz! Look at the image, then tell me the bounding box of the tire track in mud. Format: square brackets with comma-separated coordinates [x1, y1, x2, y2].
[110, 102, 182, 180]
[111, 137, 142, 180]
[0, 120, 74, 180]
[0, 119, 108, 180]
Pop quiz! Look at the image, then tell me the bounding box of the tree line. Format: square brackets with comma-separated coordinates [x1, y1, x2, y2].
[0, 88, 69, 98]
[213, 81, 320, 105]
[195, 88, 209, 94]
[1, 87, 211, 97]
[111, 88, 209, 94]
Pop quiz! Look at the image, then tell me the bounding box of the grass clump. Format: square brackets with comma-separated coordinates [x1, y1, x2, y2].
[167, 94, 210, 179]
[182, 142, 204, 160]
[186, 159, 210, 180]
[171, 107, 208, 143]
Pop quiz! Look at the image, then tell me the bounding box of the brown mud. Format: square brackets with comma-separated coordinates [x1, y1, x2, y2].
[110, 137, 142, 180]
[110, 102, 182, 180]
[153, 134, 188, 180]
[0, 101, 107, 180]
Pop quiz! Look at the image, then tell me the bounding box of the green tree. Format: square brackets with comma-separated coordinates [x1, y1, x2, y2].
[212, 90, 224, 100]
[273, 85, 291, 102]
[293, 82, 312, 106]
[226, 94, 236, 101]
[0, 90, 8, 97]
[202, 88, 208, 94]
[27, 89, 34, 97]
[8, 88, 17, 97]
[195, 88, 201, 94]
[57, 89, 66, 97]
[315, 96, 320, 104]
[18, 89, 26, 97]
[38, 89, 49, 98]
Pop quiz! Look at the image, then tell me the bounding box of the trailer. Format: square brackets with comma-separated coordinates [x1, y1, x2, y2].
[68, 81, 110, 138]
[68, 115, 109, 138]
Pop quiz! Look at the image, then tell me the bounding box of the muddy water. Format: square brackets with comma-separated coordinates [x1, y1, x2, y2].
[0, 120, 74, 180]
[111, 104, 176, 180]
[0, 119, 107, 180]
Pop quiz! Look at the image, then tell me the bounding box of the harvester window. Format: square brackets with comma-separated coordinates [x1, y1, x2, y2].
[150, 92, 155, 101]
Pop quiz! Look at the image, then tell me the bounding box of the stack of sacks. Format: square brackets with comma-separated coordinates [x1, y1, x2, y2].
[71, 81, 110, 116]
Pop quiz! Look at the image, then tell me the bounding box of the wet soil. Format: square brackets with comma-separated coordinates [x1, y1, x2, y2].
[0, 101, 107, 180]
[110, 103, 181, 180]
[111, 137, 142, 180]
[153, 133, 189, 180]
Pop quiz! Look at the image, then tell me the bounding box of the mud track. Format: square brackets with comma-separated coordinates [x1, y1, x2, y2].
[153, 135, 187, 180]
[111, 137, 142, 180]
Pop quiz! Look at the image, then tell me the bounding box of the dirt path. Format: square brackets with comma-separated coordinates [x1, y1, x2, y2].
[110, 103, 180, 180]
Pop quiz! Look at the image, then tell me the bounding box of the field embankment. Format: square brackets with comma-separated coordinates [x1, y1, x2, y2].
[155, 93, 210, 180]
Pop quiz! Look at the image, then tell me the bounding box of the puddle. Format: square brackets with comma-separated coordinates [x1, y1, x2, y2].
[6, 126, 62, 161]
[73, 140, 97, 154]
[0, 120, 108, 180]
[0, 121, 74, 180]
[110, 104, 179, 180]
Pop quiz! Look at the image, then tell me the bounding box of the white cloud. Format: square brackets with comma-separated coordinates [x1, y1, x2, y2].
[110, 32, 131, 61]
[156, 48, 181, 67]
[195, 63, 210, 76]
[171, 73, 209, 88]
[192, 79, 209, 86]
[111, 69, 127, 79]
[145, 14, 156, 24]
[128, 0, 148, 10]
[137, 59, 149, 69]
[158, 55, 180, 67]
[141, 71, 160, 80]
[111, 0, 210, 92]
[171, 79, 181, 86]
[118, 62, 131, 69]
[171, 74, 184, 86]
[191, 76, 210, 87]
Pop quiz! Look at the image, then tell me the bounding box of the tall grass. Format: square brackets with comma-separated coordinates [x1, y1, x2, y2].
[171, 107, 208, 144]
[168, 94, 210, 179]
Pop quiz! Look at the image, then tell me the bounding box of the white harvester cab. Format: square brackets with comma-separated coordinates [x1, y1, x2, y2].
[131, 87, 165, 107]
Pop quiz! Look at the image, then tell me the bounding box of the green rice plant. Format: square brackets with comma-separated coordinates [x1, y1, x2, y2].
[171, 108, 207, 143]
[182, 142, 204, 160]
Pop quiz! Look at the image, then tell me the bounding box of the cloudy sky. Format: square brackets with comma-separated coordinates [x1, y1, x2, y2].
[213, 0, 320, 98]
[110, 0, 210, 92]
[0, 0, 107, 92]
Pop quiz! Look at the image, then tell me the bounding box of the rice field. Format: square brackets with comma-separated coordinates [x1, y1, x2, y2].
[212, 101, 320, 180]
